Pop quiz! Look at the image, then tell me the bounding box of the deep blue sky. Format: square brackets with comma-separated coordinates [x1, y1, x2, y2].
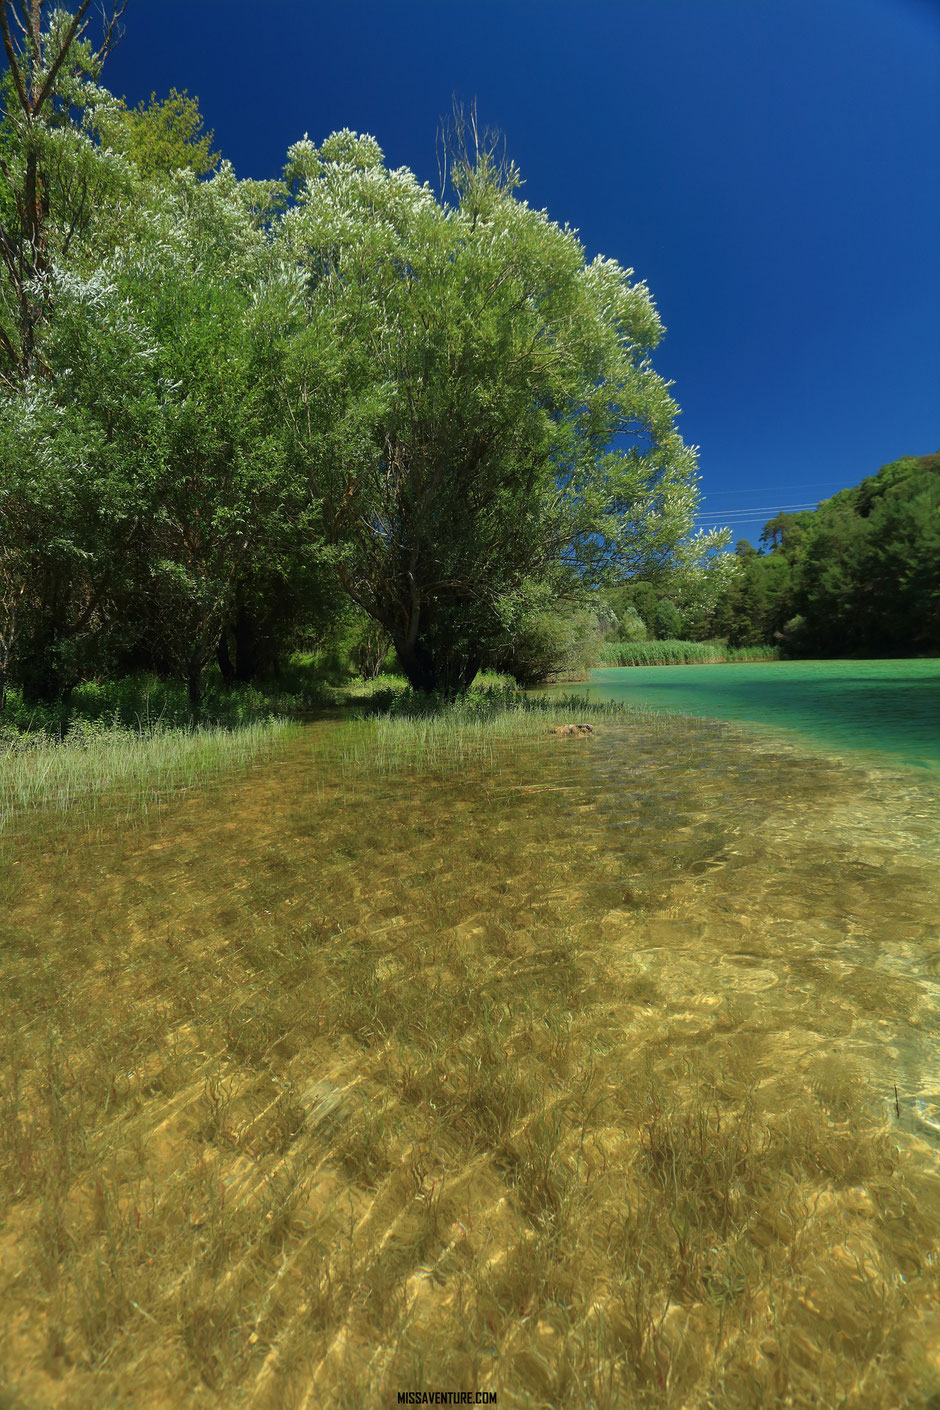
[103, 0, 939, 547]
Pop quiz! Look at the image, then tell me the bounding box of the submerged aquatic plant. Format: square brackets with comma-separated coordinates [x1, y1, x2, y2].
[0, 690, 938, 1408]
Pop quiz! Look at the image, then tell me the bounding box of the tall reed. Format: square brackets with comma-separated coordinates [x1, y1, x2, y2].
[600, 640, 780, 667]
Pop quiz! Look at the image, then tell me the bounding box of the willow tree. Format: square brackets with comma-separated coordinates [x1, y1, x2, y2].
[278, 129, 710, 693]
[0, 1, 135, 703]
[0, 0, 128, 385]
[102, 164, 312, 709]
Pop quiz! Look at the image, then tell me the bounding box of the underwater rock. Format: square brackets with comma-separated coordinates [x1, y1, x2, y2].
[549, 723, 594, 737]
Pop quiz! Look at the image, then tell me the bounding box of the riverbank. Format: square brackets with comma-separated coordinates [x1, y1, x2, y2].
[1, 693, 939, 1408]
[0, 675, 616, 840]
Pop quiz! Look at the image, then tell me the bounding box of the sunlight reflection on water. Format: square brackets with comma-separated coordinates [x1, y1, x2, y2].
[8, 701, 940, 1179]
[577, 716, 940, 1163]
[6, 699, 940, 1406]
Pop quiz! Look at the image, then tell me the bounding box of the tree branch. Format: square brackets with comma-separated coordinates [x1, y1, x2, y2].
[33, 0, 93, 116]
[0, 4, 31, 115]
[90, 0, 128, 69]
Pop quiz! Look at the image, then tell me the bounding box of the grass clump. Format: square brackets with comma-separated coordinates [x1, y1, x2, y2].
[329, 675, 652, 778]
[600, 640, 780, 667]
[330, 669, 519, 713]
[0, 652, 346, 840]
[0, 715, 293, 840]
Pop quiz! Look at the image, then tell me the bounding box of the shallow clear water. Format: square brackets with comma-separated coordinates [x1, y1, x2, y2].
[578, 719, 940, 1166]
[3, 710, 940, 1403]
[568, 658, 940, 1163]
[580, 658, 940, 771]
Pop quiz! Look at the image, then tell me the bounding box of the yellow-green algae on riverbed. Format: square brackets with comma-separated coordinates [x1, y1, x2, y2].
[1, 711, 940, 1409]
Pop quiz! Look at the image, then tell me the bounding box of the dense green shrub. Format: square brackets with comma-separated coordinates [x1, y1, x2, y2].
[620, 607, 649, 642]
[489, 605, 606, 687]
[349, 617, 392, 679]
[0, 653, 345, 741]
[650, 598, 684, 641]
[349, 672, 522, 719]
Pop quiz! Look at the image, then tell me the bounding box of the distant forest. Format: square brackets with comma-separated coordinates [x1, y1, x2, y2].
[606, 452, 940, 660]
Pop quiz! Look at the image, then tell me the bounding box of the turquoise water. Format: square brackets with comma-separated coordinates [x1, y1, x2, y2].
[580, 658, 940, 771]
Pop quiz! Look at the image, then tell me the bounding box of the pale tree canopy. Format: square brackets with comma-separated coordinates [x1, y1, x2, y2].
[277, 127, 708, 693]
[0, 0, 130, 384]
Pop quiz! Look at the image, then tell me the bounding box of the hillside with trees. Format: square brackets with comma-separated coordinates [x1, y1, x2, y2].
[602, 453, 940, 660]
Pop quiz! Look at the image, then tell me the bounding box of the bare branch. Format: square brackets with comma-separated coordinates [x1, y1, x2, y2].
[90, 0, 127, 69]
[435, 113, 447, 201]
[33, 0, 93, 115]
[60, 174, 88, 257]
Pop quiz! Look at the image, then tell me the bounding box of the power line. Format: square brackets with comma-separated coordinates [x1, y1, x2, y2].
[696, 513, 817, 524]
[698, 481, 843, 496]
[695, 501, 821, 513]
[696, 504, 817, 516]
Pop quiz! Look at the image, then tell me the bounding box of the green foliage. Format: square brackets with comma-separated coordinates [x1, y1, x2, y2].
[279, 126, 706, 693]
[380, 674, 526, 720]
[599, 554, 744, 644]
[97, 88, 220, 179]
[489, 601, 606, 687]
[613, 605, 649, 642]
[0, 12, 728, 707]
[650, 597, 683, 640]
[2, 2, 933, 717]
[712, 552, 795, 648]
[0, 3, 135, 387]
[0, 675, 269, 738]
[793, 454, 940, 654]
[613, 580, 660, 634]
[349, 613, 392, 680]
[708, 452, 940, 656]
[0, 650, 343, 742]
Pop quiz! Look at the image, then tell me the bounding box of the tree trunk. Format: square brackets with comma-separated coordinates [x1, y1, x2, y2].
[217, 630, 235, 684]
[187, 656, 203, 710]
[393, 631, 482, 696]
[233, 602, 260, 681]
[353, 621, 391, 679]
[393, 634, 435, 692]
[449, 653, 483, 695]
